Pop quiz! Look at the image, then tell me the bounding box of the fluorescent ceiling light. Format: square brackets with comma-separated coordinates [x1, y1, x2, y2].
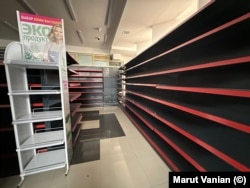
[22, 0, 38, 15]
[104, 34, 108, 43]
[103, 34, 108, 46]
[65, 0, 77, 21]
[1, 20, 18, 32]
[76, 30, 84, 44]
[105, 0, 113, 27]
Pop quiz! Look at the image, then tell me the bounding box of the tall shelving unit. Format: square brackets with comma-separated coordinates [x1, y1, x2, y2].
[0, 48, 19, 177]
[68, 66, 104, 107]
[120, 0, 250, 171]
[4, 42, 71, 186]
[103, 67, 119, 106]
[117, 66, 126, 105]
[66, 54, 82, 149]
[69, 93, 82, 148]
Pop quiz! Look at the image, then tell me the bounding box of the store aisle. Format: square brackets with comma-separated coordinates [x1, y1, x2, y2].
[0, 106, 170, 188]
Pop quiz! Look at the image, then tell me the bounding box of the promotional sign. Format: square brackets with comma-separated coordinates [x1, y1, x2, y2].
[16, 11, 73, 163]
[16, 11, 65, 63]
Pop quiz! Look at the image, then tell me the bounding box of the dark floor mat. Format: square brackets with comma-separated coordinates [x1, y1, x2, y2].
[82, 110, 100, 121]
[99, 114, 125, 139]
[71, 138, 100, 164]
[70, 111, 125, 165]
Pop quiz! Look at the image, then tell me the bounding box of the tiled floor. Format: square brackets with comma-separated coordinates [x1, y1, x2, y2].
[0, 106, 171, 188]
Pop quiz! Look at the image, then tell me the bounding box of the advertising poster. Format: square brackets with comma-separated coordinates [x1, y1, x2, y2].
[17, 11, 64, 64]
[16, 11, 73, 163]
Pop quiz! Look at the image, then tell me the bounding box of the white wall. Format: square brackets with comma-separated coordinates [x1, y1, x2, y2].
[120, 54, 134, 64]
[136, 39, 152, 56]
[0, 39, 14, 47]
[66, 45, 109, 55]
[122, 0, 210, 65]
[152, 0, 199, 46]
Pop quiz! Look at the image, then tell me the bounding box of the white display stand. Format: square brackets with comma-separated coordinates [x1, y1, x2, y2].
[4, 41, 71, 187]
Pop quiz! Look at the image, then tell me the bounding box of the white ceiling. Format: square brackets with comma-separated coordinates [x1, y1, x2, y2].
[0, 0, 208, 60]
[113, 0, 202, 57]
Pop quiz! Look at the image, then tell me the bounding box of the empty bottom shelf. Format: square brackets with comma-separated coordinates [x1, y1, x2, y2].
[23, 149, 66, 176]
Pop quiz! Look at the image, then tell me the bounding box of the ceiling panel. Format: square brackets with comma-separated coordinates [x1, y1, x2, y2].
[0, 0, 210, 61]
[0, 0, 126, 50]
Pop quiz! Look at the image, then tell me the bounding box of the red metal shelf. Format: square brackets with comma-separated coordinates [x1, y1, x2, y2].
[29, 83, 42, 88]
[156, 85, 250, 98]
[70, 69, 103, 73]
[126, 56, 250, 79]
[71, 113, 82, 132]
[125, 13, 250, 72]
[125, 97, 249, 171]
[125, 83, 250, 98]
[69, 86, 103, 89]
[31, 102, 44, 107]
[34, 123, 45, 129]
[122, 108, 180, 172]
[69, 91, 104, 94]
[69, 93, 81, 102]
[0, 83, 7, 87]
[126, 83, 156, 87]
[72, 127, 81, 148]
[0, 104, 10, 108]
[69, 83, 81, 87]
[70, 103, 81, 117]
[126, 104, 206, 171]
[0, 127, 13, 132]
[68, 80, 103, 83]
[77, 97, 103, 101]
[126, 90, 250, 133]
[70, 75, 103, 78]
[68, 68, 79, 75]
